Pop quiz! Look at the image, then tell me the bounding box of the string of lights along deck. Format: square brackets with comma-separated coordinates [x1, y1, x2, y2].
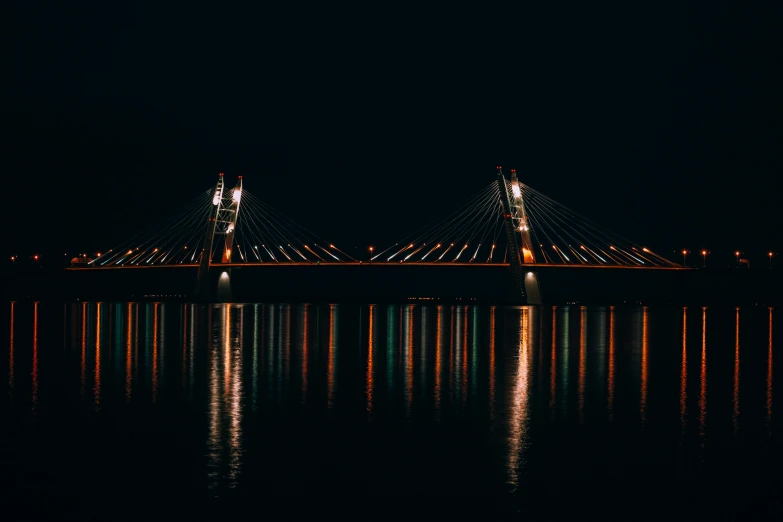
[90, 170, 676, 268]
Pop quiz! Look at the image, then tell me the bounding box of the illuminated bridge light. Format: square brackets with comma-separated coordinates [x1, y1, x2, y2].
[84, 170, 678, 271]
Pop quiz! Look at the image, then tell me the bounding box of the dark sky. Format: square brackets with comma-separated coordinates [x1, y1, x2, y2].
[1, 2, 780, 265]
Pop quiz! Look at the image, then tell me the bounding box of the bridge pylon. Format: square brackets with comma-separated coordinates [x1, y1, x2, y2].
[194, 173, 243, 301]
[497, 166, 543, 305]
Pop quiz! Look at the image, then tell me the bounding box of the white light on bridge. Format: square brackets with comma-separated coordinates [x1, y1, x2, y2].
[232, 187, 242, 203]
[511, 182, 522, 199]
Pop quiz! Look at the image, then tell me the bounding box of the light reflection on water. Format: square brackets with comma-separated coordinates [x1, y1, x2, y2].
[8, 302, 14, 398]
[207, 304, 245, 493]
[507, 306, 533, 488]
[1, 301, 780, 508]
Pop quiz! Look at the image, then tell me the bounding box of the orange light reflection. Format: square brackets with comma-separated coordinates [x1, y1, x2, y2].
[32, 302, 39, 411]
[608, 307, 615, 421]
[449, 307, 455, 398]
[680, 307, 687, 439]
[327, 305, 336, 410]
[302, 305, 309, 404]
[81, 302, 87, 402]
[405, 305, 414, 418]
[152, 303, 159, 403]
[578, 307, 586, 423]
[366, 305, 374, 417]
[94, 302, 101, 409]
[435, 306, 443, 418]
[699, 307, 707, 446]
[182, 304, 188, 392]
[462, 306, 468, 405]
[126, 303, 133, 402]
[641, 307, 649, 426]
[8, 302, 14, 397]
[489, 306, 496, 421]
[550, 307, 556, 417]
[508, 308, 531, 487]
[767, 308, 773, 436]
[733, 308, 740, 435]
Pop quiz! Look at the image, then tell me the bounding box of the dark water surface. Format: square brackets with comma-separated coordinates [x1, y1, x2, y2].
[2, 302, 781, 519]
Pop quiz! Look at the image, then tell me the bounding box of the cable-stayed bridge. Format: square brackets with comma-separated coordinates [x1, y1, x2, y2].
[72, 168, 682, 303]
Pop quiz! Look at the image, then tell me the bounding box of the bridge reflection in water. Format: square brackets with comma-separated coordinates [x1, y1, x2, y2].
[1, 301, 779, 511]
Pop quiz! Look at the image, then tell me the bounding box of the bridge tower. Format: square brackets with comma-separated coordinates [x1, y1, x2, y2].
[194, 173, 243, 301]
[497, 166, 542, 304]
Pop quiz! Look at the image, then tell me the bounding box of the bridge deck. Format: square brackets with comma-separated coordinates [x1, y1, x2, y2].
[69, 262, 690, 271]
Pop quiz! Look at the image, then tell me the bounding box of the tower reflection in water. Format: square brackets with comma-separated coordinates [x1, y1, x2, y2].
[507, 306, 535, 488]
[207, 304, 245, 494]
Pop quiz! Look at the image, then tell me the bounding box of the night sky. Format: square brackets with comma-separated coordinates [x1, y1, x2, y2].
[1, 3, 780, 265]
